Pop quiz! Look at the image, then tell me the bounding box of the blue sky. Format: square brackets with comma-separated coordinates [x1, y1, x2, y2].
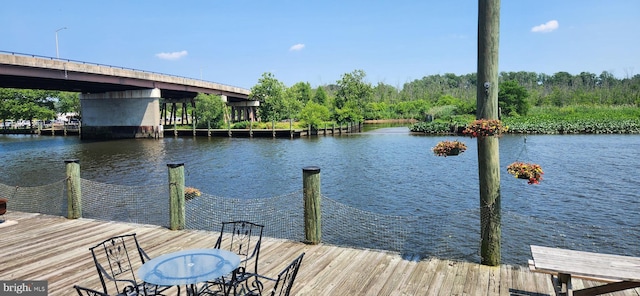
[1, 1, 639, 89]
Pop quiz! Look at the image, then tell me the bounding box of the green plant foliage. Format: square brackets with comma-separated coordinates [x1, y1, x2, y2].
[393, 99, 431, 119]
[410, 122, 454, 134]
[429, 105, 458, 119]
[498, 80, 530, 116]
[334, 69, 372, 123]
[284, 82, 309, 119]
[313, 86, 328, 105]
[410, 115, 473, 134]
[0, 88, 58, 125]
[364, 101, 394, 120]
[54, 92, 80, 115]
[231, 121, 260, 129]
[503, 105, 640, 134]
[250, 72, 287, 122]
[333, 103, 361, 124]
[299, 101, 330, 129]
[194, 93, 226, 128]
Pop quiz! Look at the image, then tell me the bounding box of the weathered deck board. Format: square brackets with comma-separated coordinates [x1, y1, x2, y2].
[2, 211, 640, 296]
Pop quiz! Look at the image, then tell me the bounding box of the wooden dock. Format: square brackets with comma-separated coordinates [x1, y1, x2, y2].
[1, 211, 638, 296]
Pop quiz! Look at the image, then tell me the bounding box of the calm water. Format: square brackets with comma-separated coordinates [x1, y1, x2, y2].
[1, 128, 639, 262]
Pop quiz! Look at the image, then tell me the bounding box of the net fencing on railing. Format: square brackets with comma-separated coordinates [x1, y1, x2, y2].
[80, 179, 170, 226]
[0, 180, 67, 216]
[1, 179, 638, 266]
[185, 191, 305, 241]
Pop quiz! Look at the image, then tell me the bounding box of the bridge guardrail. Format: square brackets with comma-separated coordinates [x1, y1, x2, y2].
[0, 50, 246, 90]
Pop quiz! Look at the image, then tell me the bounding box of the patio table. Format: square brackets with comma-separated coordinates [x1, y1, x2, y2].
[138, 248, 240, 295]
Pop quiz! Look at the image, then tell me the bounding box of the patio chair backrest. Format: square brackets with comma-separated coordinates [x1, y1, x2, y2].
[214, 221, 264, 274]
[89, 233, 148, 295]
[73, 285, 110, 296]
[270, 253, 305, 296]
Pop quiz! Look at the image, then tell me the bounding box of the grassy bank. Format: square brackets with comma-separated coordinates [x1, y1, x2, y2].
[411, 105, 640, 134]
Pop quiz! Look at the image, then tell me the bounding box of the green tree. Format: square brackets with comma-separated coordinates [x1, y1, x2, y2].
[498, 80, 530, 116]
[194, 93, 227, 128]
[288, 82, 313, 103]
[333, 103, 360, 124]
[435, 95, 475, 115]
[364, 101, 391, 119]
[55, 91, 80, 115]
[394, 99, 431, 119]
[283, 82, 309, 120]
[0, 89, 14, 125]
[250, 72, 287, 122]
[299, 101, 330, 128]
[372, 82, 399, 103]
[334, 69, 372, 122]
[13, 101, 56, 127]
[0, 88, 57, 127]
[313, 87, 328, 105]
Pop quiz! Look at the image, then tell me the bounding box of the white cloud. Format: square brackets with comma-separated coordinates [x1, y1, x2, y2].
[289, 43, 305, 51]
[531, 20, 559, 33]
[155, 50, 188, 60]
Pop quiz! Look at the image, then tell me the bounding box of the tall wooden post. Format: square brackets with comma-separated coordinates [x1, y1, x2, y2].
[271, 120, 275, 138]
[250, 118, 254, 138]
[290, 118, 294, 139]
[167, 163, 185, 230]
[173, 120, 178, 137]
[478, 0, 501, 266]
[65, 159, 82, 219]
[192, 117, 196, 136]
[303, 166, 321, 244]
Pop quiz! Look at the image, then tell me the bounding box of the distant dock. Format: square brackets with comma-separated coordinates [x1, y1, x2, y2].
[1, 123, 361, 138]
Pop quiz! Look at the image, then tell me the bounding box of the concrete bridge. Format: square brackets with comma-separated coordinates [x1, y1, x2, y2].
[0, 51, 258, 139]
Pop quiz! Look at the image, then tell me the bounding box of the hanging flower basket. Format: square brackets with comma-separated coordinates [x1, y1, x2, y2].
[432, 140, 467, 157]
[185, 187, 201, 200]
[462, 119, 507, 138]
[507, 162, 543, 185]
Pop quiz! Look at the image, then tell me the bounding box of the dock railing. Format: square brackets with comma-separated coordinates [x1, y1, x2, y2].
[0, 160, 638, 266]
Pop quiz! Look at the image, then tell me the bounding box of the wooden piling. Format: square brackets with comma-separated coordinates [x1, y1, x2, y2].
[65, 159, 82, 219]
[303, 166, 321, 244]
[477, 0, 502, 266]
[173, 121, 178, 137]
[167, 163, 185, 230]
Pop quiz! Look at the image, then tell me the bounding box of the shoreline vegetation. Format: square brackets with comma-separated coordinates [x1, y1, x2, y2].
[3, 70, 639, 136]
[410, 104, 640, 135]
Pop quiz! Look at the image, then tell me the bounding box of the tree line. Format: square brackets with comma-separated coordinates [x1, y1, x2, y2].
[233, 69, 639, 129]
[2, 69, 639, 129]
[0, 89, 78, 127]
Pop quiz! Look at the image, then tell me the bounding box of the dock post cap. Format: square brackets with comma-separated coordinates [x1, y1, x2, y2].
[302, 166, 321, 173]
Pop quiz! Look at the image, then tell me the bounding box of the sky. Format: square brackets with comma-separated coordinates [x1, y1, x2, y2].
[1, 1, 639, 90]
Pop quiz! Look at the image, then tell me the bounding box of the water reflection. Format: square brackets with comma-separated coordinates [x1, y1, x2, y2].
[1, 132, 639, 230]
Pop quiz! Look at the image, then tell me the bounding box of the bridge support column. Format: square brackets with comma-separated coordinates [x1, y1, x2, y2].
[80, 88, 162, 140]
[228, 100, 259, 122]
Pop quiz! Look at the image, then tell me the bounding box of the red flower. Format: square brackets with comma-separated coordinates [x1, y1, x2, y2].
[507, 162, 543, 185]
[462, 119, 508, 138]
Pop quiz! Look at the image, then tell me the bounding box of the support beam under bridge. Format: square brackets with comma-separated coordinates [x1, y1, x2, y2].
[80, 88, 162, 140]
